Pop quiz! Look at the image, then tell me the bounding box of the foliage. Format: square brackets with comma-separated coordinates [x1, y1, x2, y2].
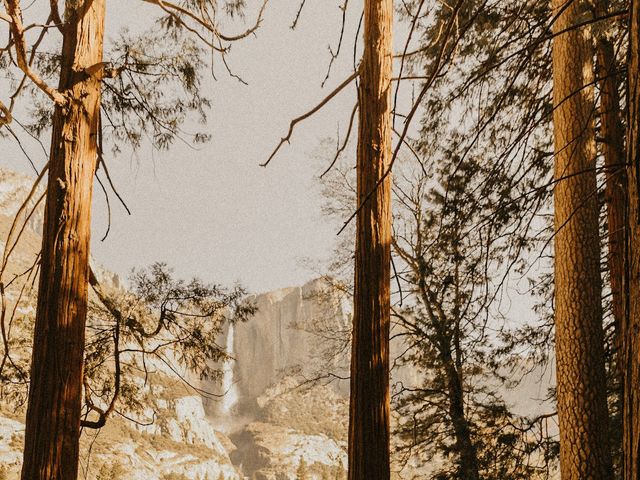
[82, 262, 256, 427]
[0, 0, 267, 154]
[317, 0, 569, 476]
[0, 261, 255, 431]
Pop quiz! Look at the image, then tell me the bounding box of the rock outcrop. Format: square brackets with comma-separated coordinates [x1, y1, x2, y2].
[229, 281, 351, 414]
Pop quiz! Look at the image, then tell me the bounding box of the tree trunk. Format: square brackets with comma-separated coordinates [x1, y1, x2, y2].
[551, 0, 613, 479]
[348, 0, 393, 478]
[443, 356, 480, 480]
[623, 0, 640, 477]
[20, 1, 105, 479]
[595, 21, 627, 369]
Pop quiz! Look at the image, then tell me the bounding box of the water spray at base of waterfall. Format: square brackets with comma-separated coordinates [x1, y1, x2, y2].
[221, 323, 239, 415]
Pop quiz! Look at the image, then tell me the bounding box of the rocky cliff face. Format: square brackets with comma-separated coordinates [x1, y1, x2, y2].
[213, 280, 351, 416]
[200, 279, 353, 479]
[0, 168, 45, 235]
[0, 390, 242, 480]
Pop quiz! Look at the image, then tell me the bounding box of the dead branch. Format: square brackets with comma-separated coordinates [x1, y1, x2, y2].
[321, 0, 350, 88]
[0, 100, 11, 125]
[291, 0, 308, 29]
[0, 164, 48, 278]
[49, 0, 63, 33]
[9, 12, 56, 112]
[141, 0, 268, 43]
[4, 0, 67, 105]
[262, 70, 359, 167]
[320, 101, 358, 178]
[337, 0, 468, 236]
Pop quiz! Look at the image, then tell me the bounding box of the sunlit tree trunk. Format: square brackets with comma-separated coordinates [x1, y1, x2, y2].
[348, 0, 393, 478]
[623, 0, 640, 478]
[551, 0, 613, 478]
[20, 1, 106, 478]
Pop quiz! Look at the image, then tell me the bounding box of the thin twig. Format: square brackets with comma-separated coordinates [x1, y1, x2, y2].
[262, 71, 359, 167]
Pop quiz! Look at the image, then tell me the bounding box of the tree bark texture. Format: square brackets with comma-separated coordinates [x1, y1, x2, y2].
[348, 0, 393, 478]
[20, 1, 106, 478]
[551, 0, 613, 479]
[596, 26, 627, 365]
[623, 0, 640, 478]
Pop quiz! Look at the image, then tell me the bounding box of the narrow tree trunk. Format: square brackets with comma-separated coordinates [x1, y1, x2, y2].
[623, 0, 640, 477]
[21, 1, 105, 479]
[348, 0, 393, 478]
[443, 356, 480, 480]
[596, 24, 626, 477]
[596, 24, 627, 367]
[551, 0, 613, 479]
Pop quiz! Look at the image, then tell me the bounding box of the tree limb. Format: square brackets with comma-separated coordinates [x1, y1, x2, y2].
[4, 0, 67, 105]
[262, 70, 359, 167]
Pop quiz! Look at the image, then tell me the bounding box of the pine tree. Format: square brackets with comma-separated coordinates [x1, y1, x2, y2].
[296, 457, 309, 480]
[18, 3, 106, 477]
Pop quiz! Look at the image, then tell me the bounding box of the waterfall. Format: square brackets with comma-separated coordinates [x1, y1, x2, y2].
[221, 323, 239, 414]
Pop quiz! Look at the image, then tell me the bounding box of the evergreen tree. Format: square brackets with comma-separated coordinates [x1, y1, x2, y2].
[623, 0, 640, 477]
[296, 457, 309, 480]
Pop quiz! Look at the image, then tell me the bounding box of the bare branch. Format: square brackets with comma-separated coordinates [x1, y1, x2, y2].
[337, 0, 468, 236]
[4, 0, 67, 105]
[49, 0, 63, 33]
[9, 12, 56, 112]
[321, 0, 349, 88]
[0, 164, 48, 279]
[291, 0, 308, 29]
[0, 100, 11, 125]
[141, 0, 268, 42]
[320, 101, 358, 178]
[262, 71, 359, 167]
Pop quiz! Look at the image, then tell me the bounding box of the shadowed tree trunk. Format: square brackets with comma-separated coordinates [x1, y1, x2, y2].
[348, 0, 393, 478]
[551, 0, 613, 479]
[443, 351, 480, 480]
[623, 0, 640, 477]
[20, 1, 106, 478]
[595, 3, 627, 370]
[596, 15, 627, 478]
[415, 259, 480, 480]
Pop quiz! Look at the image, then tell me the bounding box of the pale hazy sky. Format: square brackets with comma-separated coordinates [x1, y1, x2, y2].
[4, 0, 373, 294]
[1, 1, 541, 326]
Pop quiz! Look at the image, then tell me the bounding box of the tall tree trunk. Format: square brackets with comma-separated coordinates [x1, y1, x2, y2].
[623, 0, 640, 477]
[20, 1, 105, 479]
[551, 0, 613, 479]
[348, 0, 393, 478]
[596, 19, 626, 476]
[595, 9, 627, 370]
